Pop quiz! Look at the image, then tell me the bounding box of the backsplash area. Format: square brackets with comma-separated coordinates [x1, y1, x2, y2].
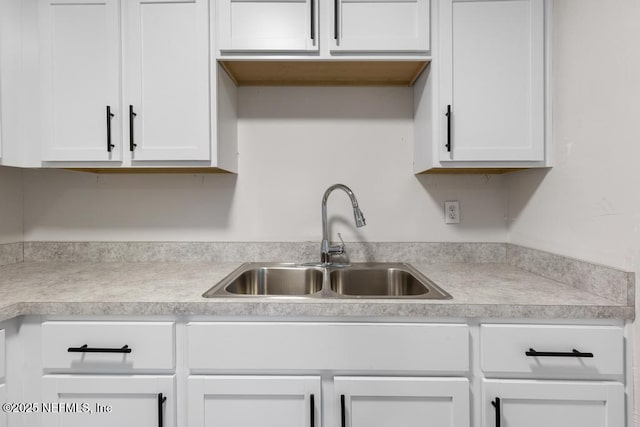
[507, 244, 634, 306]
[21, 241, 506, 264]
[0, 242, 22, 267]
[0, 240, 630, 306]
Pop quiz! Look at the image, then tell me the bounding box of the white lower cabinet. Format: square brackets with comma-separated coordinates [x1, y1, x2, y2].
[188, 375, 469, 427]
[41, 375, 175, 427]
[336, 377, 469, 427]
[188, 376, 320, 427]
[480, 324, 626, 427]
[187, 322, 470, 427]
[483, 379, 625, 427]
[0, 329, 5, 427]
[16, 319, 629, 427]
[0, 383, 6, 427]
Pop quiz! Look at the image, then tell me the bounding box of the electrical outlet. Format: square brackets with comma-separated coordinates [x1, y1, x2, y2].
[444, 201, 460, 224]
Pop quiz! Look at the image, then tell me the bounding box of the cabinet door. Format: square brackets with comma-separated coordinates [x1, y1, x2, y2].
[0, 384, 6, 427]
[124, 0, 211, 161]
[0, 77, 3, 161]
[216, 0, 318, 53]
[335, 377, 469, 427]
[40, 0, 121, 162]
[483, 379, 624, 427]
[439, 0, 544, 162]
[331, 0, 429, 53]
[42, 375, 174, 427]
[188, 376, 320, 427]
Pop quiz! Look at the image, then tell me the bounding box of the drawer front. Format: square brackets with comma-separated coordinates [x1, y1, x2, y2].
[481, 324, 623, 379]
[42, 322, 175, 372]
[188, 322, 469, 372]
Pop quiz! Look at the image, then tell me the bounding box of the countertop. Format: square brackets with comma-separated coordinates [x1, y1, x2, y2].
[0, 261, 633, 321]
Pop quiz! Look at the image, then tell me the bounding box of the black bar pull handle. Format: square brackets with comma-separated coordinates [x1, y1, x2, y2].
[158, 393, 166, 427]
[106, 106, 115, 152]
[445, 104, 452, 152]
[129, 105, 137, 152]
[334, 0, 339, 40]
[491, 397, 500, 427]
[310, 0, 315, 41]
[310, 394, 315, 427]
[340, 394, 346, 427]
[67, 344, 132, 354]
[526, 348, 594, 358]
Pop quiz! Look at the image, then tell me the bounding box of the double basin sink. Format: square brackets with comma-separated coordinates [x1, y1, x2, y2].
[203, 262, 452, 299]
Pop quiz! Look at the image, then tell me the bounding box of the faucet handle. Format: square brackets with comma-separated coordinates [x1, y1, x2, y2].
[335, 233, 350, 265]
[327, 233, 345, 256]
[336, 233, 349, 264]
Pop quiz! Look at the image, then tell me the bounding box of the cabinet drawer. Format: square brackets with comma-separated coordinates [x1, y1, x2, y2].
[188, 322, 469, 372]
[42, 322, 175, 372]
[481, 324, 623, 379]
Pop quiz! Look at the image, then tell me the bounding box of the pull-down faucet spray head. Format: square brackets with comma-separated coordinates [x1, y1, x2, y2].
[353, 206, 366, 228]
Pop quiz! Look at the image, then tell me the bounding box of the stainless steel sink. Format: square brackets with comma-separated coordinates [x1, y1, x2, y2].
[329, 263, 451, 299]
[203, 263, 324, 297]
[203, 262, 451, 299]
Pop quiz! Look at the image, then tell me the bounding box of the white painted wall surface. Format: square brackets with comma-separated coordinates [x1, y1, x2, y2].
[505, 0, 640, 422]
[0, 166, 23, 243]
[22, 87, 508, 242]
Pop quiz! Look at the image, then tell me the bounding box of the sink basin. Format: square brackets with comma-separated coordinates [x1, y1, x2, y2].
[203, 264, 324, 297]
[329, 263, 452, 299]
[203, 262, 451, 299]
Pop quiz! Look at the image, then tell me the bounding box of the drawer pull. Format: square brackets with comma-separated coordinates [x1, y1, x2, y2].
[491, 398, 500, 427]
[158, 393, 166, 427]
[340, 394, 346, 427]
[525, 348, 594, 358]
[67, 344, 132, 354]
[310, 394, 315, 427]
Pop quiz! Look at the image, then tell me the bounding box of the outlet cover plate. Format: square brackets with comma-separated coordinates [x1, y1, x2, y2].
[445, 200, 460, 224]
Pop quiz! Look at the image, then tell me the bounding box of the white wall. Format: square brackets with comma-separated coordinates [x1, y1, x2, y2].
[0, 166, 23, 243]
[505, 0, 640, 422]
[22, 87, 508, 242]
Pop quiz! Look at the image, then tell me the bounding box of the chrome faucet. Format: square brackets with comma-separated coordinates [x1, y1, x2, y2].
[321, 184, 366, 265]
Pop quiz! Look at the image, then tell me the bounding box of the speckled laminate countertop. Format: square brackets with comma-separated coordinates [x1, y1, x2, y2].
[0, 261, 633, 321]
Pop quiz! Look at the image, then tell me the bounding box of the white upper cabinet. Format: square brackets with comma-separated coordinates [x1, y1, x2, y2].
[439, 0, 545, 162]
[37, 0, 238, 170]
[0, 55, 3, 161]
[0, 93, 3, 163]
[331, 0, 430, 53]
[39, 0, 121, 162]
[215, 0, 429, 56]
[414, 0, 548, 173]
[217, 0, 319, 53]
[124, 0, 210, 161]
